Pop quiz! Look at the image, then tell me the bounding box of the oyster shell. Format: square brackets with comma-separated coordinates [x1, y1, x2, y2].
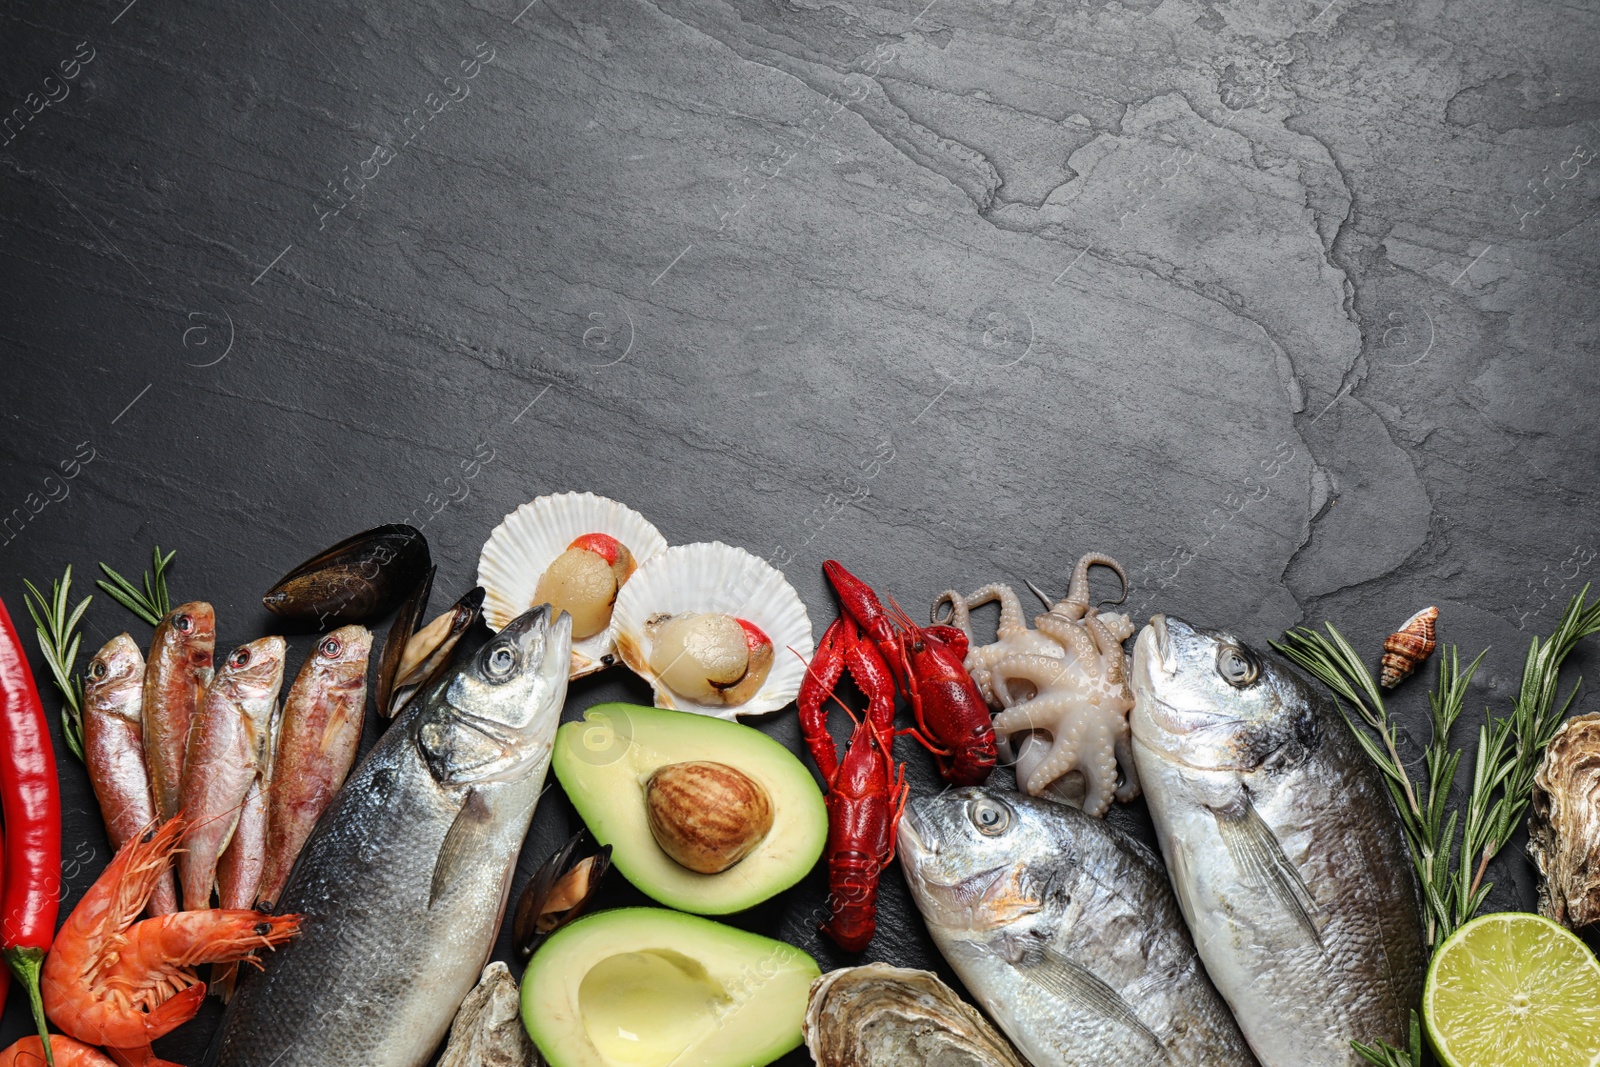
[611, 542, 813, 718]
[477, 492, 667, 676]
[438, 961, 542, 1067]
[1531, 711, 1600, 929]
[804, 963, 1027, 1067]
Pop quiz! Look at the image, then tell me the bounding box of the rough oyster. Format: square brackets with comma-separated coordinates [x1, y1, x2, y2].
[612, 542, 812, 717]
[1531, 711, 1600, 929]
[803, 963, 1027, 1067]
[438, 962, 541, 1067]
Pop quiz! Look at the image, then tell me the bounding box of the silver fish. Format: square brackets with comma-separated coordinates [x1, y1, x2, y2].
[898, 787, 1257, 1067]
[208, 605, 573, 1067]
[1129, 615, 1426, 1066]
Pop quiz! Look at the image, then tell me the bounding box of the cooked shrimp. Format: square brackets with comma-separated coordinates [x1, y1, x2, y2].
[103, 1046, 184, 1067]
[40, 817, 300, 1050]
[0, 1036, 118, 1067]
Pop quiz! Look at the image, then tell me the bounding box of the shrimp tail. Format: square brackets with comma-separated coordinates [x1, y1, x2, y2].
[104, 1046, 187, 1067]
[135, 983, 206, 1044]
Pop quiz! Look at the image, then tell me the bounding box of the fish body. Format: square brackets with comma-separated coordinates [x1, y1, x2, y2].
[142, 602, 216, 823]
[178, 636, 286, 911]
[209, 606, 572, 1067]
[255, 625, 372, 911]
[1129, 615, 1426, 1066]
[898, 787, 1256, 1067]
[84, 634, 179, 916]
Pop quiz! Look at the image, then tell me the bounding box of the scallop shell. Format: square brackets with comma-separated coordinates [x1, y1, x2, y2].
[477, 493, 667, 676]
[611, 542, 812, 718]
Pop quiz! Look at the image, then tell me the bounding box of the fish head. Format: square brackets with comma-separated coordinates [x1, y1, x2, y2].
[418, 604, 573, 787]
[163, 601, 217, 669]
[898, 787, 1058, 934]
[1130, 614, 1320, 773]
[85, 633, 144, 716]
[306, 624, 374, 691]
[215, 636, 289, 705]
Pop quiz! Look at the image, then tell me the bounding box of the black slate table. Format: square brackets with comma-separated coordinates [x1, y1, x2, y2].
[4, 0, 1598, 1062]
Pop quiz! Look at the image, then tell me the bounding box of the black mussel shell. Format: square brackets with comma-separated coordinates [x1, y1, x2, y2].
[375, 565, 435, 718]
[262, 524, 431, 626]
[513, 830, 612, 959]
[383, 586, 485, 719]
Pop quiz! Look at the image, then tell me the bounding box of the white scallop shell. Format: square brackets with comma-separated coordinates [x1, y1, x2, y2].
[610, 542, 813, 718]
[477, 492, 667, 677]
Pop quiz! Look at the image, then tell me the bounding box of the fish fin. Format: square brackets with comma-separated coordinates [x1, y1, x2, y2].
[1010, 941, 1165, 1053]
[1211, 793, 1324, 948]
[431, 788, 493, 908]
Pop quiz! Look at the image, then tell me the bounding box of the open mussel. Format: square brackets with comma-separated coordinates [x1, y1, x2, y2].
[512, 830, 611, 960]
[804, 963, 1028, 1067]
[263, 524, 431, 626]
[375, 585, 484, 719]
[375, 565, 435, 716]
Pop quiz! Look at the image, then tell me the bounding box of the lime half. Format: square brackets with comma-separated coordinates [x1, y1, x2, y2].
[1424, 911, 1600, 1067]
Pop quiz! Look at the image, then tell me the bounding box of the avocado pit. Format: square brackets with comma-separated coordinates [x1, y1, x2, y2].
[646, 761, 774, 874]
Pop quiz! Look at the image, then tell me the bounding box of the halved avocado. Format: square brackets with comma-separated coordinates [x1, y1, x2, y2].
[552, 703, 826, 914]
[521, 907, 819, 1067]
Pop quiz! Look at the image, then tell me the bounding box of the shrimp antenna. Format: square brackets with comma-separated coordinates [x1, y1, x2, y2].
[1026, 580, 1054, 608]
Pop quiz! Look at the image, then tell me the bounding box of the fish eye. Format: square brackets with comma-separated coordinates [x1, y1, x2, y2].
[320, 636, 342, 658]
[229, 648, 252, 669]
[88, 661, 107, 681]
[174, 613, 193, 634]
[969, 796, 1010, 836]
[486, 645, 518, 679]
[1217, 645, 1259, 688]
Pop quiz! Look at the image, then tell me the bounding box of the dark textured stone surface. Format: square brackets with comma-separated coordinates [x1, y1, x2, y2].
[3, 0, 1597, 1060]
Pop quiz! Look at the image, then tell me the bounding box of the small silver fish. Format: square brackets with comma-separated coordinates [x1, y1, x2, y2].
[1129, 615, 1426, 1066]
[898, 787, 1257, 1067]
[209, 605, 572, 1067]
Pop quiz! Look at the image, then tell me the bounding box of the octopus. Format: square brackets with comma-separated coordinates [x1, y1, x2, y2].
[933, 553, 1137, 818]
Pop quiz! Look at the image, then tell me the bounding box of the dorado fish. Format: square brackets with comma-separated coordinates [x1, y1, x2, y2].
[254, 624, 372, 912]
[1129, 615, 1426, 1066]
[83, 634, 179, 914]
[143, 601, 216, 822]
[178, 636, 287, 911]
[208, 604, 572, 1067]
[898, 787, 1257, 1066]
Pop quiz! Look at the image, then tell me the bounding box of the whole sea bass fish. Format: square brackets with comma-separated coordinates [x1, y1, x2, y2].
[899, 787, 1257, 1066]
[208, 604, 572, 1067]
[1129, 615, 1426, 1066]
[83, 634, 179, 914]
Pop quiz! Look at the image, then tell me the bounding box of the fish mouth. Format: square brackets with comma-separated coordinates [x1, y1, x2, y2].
[898, 801, 937, 860]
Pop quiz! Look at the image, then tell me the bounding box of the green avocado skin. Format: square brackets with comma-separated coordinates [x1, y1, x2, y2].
[520, 906, 820, 1067]
[552, 703, 827, 915]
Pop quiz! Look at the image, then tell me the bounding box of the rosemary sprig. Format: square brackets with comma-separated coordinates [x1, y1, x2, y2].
[1353, 1011, 1423, 1067]
[21, 567, 92, 762]
[96, 545, 176, 626]
[1274, 623, 1483, 946]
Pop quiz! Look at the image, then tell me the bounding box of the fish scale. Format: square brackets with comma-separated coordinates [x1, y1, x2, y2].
[207, 606, 571, 1067]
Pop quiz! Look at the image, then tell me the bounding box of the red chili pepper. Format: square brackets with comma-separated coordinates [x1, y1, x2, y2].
[0, 817, 9, 1011]
[0, 594, 60, 1066]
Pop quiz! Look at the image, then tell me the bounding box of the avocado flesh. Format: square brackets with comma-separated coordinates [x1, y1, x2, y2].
[552, 703, 826, 914]
[522, 907, 820, 1067]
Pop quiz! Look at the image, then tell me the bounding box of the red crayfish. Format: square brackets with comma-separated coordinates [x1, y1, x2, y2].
[798, 560, 995, 951]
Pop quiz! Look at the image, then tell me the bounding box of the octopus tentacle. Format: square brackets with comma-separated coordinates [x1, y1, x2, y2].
[1065, 552, 1129, 610]
[1032, 613, 1104, 677]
